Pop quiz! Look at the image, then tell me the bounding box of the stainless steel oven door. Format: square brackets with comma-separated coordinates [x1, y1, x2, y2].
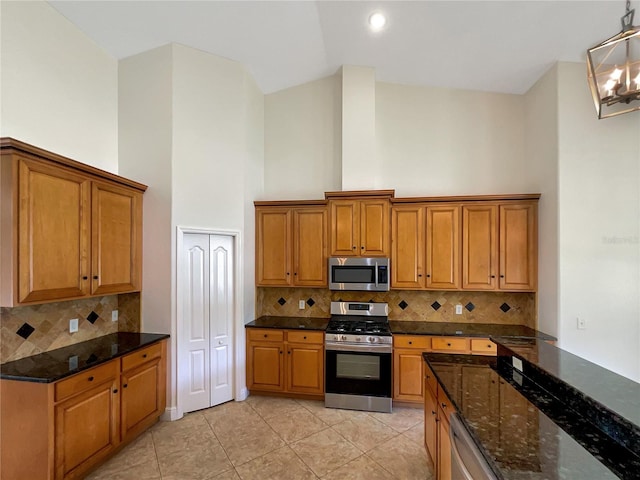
[325, 343, 392, 400]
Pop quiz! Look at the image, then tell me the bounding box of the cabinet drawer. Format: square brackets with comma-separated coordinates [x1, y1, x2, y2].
[286, 330, 323, 344]
[394, 335, 431, 349]
[431, 337, 470, 353]
[247, 329, 284, 342]
[471, 338, 497, 355]
[122, 343, 162, 372]
[55, 361, 118, 402]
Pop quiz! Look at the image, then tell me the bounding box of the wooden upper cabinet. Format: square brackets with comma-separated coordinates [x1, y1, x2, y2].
[360, 199, 390, 256]
[329, 196, 390, 257]
[293, 208, 327, 286]
[17, 157, 91, 304]
[426, 205, 460, 289]
[329, 200, 359, 256]
[256, 208, 291, 286]
[255, 204, 327, 287]
[499, 203, 537, 291]
[0, 139, 147, 307]
[391, 205, 424, 289]
[462, 205, 498, 290]
[91, 182, 142, 295]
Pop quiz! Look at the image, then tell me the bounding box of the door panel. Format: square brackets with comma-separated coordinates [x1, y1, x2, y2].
[462, 205, 497, 290]
[121, 360, 160, 441]
[210, 235, 234, 406]
[293, 208, 327, 286]
[18, 157, 90, 303]
[499, 204, 536, 291]
[287, 344, 323, 394]
[426, 206, 460, 289]
[179, 234, 211, 413]
[360, 200, 389, 256]
[330, 200, 358, 256]
[391, 206, 424, 289]
[256, 209, 291, 285]
[91, 182, 141, 295]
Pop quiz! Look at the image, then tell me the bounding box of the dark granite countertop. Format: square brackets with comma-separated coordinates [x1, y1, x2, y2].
[0, 332, 169, 383]
[245, 316, 329, 331]
[424, 349, 640, 479]
[390, 321, 556, 340]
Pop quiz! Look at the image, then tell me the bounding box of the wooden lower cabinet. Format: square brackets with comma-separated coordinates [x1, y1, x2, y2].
[55, 377, 120, 479]
[0, 340, 167, 480]
[394, 336, 496, 404]
[247, 329, 324, 398]
[424, 363, 455, 480]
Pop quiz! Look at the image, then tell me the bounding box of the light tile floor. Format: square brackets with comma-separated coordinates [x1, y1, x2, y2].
[87, 396, 433, 480]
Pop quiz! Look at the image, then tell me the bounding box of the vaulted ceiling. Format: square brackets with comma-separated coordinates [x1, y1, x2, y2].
[49, 1, 629, 95]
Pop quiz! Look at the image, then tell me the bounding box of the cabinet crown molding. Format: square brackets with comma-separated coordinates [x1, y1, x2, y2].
[325, 189, 395, 200]
[0, 137, 147, 192]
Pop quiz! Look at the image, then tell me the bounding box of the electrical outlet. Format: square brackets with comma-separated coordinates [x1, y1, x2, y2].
[512, 356, 523, 372]
[455, 304, 463, 315]
[69, 318, 79, 333]
[112, 310, 118, 322]
[577, 317, 586, 330]
[68, 355, 78, 370]
[298, 300, 305, 310]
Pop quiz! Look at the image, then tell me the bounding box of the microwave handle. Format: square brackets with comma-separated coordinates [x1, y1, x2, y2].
[374, 261, 379, 287]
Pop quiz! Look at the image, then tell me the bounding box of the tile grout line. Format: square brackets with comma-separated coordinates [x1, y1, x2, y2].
[201, 409, 240, 479]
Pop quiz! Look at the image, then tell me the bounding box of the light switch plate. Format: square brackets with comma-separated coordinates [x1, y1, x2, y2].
[69, 318, 79, 333]
[112, 310, 118, 322]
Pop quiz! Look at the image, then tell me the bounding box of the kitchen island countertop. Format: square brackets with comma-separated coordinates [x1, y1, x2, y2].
[390, 320, 555, 340]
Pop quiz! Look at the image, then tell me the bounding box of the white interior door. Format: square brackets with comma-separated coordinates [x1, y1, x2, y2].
[179, 233, 234, 414]
[210, 235, 234, 406]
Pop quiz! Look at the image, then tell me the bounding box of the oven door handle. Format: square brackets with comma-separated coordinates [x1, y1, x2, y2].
[325, 343, 392, 353]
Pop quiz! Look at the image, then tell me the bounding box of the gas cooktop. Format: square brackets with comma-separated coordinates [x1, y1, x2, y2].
[325, 318, 391, 335]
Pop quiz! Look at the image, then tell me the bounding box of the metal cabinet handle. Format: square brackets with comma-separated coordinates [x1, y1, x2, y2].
[142, 354, 147, 358]
[113, 389, 118, 394]
[418, 274, 422, 277]
[264, 334, 268, 338]
[123, 384, 128, 388]
[441, 402, 447, 408]
[352, 246, 356, 249]
[447, 343, 452, 346]
[93, 275, 99, 280]
[409, 341, 413, 345]
[279, 351, 283, 354]
[361, 246, 364, 249]
[88, 376, 94, 381]
[500, 274, 505, 278]
[303, 336, 307, 340]
[490, 275, 495, 278]
[82, 276, 88, 280]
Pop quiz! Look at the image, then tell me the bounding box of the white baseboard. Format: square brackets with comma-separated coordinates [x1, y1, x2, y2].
[161, 406, 183, 422]
[236, 387, 249, 401]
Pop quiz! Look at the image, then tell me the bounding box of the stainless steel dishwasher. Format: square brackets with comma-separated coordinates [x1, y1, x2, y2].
[450, 413, 498, 480]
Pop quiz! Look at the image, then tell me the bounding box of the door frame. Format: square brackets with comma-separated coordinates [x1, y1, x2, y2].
[175, 226, 246, 419]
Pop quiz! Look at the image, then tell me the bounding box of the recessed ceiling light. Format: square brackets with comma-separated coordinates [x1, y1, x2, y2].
[368, 12, 386, 32]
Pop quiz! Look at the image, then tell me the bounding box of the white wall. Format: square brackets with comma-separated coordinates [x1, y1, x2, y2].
[557, 62, 640, 381]
[376, 82, 526, 196]
[118, 45, 174, 394]
[264, 75, 341, 199]
[0, 1, 118, 172]
[523, 65, 559, 338]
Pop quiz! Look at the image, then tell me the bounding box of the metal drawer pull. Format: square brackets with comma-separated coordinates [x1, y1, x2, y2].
[88, 376, 94, 381]
[113, 389, 118, 394]
[123, 384, 128, 388]
[447, 343, 452, 346]
[143, 354, 147, 358]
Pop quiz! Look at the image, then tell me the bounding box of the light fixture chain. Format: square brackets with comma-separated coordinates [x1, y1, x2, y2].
[627, 0, 631, 14]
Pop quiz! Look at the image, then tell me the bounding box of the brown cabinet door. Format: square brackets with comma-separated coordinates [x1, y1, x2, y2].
[360, 199, 389, 256]
[329, 200, 359, 256]
[120, 358, 161, 442]
[438, 413, 452, 480]
[91, 182, 142, 295]
[256, 208, 291, 285]
[18, 157, 91, 303]
[293, 208, 327, 286]
[424, 381, 438, 469]
[426, 206, 460, 289]
[499, 204, 536, 291]
[286, 343, 324, 394]
[393, 349, 424, 402]
[54, 378, 119, 480]
[247, 341, 285, 392]
[462, 205, 498, 290]
[391, 206, 424, 289]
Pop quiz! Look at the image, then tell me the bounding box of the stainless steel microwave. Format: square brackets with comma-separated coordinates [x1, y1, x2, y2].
[328, 257, 390, 291]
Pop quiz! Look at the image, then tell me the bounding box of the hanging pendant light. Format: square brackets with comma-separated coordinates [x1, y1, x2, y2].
[587, 0, 640, 119]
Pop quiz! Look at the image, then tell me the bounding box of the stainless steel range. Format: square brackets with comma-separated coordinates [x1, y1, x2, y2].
[324, 301, 392, 413]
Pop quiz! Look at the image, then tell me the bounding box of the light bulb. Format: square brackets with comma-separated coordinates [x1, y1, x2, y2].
[605, 79, 616, 91]
[611, 67, 623, 80]
[635, 73, 640, 89]
[369, 12, 386, 31]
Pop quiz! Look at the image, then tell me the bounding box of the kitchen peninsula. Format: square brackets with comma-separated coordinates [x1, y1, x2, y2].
[423, 338, 640, 479]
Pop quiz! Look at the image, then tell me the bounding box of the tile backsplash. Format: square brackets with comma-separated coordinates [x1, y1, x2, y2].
[257, 288, 535, 328]
[0, 293, 140, 363]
